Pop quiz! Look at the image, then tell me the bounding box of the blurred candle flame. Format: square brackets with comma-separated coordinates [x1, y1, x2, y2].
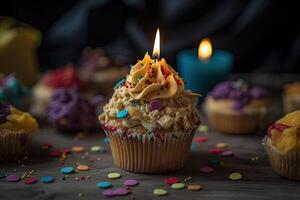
[198, 38, 212, 61]
[153, 28, 160, 58]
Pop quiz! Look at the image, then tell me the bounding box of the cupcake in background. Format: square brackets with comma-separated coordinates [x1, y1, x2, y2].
[47, 87, 104, 132]
[283, 81, 300, 113]
[99, 53, 200, 173]
[0, 74, 30, 111]
[265, 110, 300, 180]
[204, 80, 274, 134]
[79, 47, 129, 94]
[31, 64, 86, 119]
[0, 102, 38, 161]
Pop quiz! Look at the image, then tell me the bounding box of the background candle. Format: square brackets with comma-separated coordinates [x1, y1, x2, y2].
[177, 41, 233, 96]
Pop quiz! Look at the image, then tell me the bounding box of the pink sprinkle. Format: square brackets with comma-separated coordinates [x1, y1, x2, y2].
[24, 177, 38, 184]
[209, 148, 223, 155]
[195, 136, 207, 142]
[222, 150, 234, 157]
[164, 177, 179, 185]
[200, 166, 214, 173]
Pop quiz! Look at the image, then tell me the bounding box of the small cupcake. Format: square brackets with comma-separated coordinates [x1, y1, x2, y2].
[31, 64, 86, 119]
[99, 53, 200, 173]
[283, 81, 300, 113]
[0, 102, 38, 161]
[0, 74, 30, 110]
[265, 110, 300, 180]
[79, 47, 129, 94]
[47, 88, 104, 132]
[204, 80, 274, 134]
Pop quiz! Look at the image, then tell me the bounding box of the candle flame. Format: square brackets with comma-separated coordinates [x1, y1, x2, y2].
[198, 38, 212, 61]
[153, 28, 160, 58]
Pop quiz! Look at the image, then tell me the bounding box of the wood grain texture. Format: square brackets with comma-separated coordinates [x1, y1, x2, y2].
[1, 74, 300, 200]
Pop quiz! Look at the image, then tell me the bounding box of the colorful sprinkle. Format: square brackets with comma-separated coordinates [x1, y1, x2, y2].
[195, 136, 207, 142]
[200, 166, 214, 173]
[102, 189, 115, 197]
[171, 183, 185, 190]
[97, 181, 112, 189]
[114, 188, 130, 196]
[164, 177, 179, 185]
[116, 109, 128, 118]
[124, 179, 139, 186]
[187, 184, 203, 191]
[90, 145, 105, 152]
[72, 146, 85, 153]
[216, 142, 228, 149]
[208, 159, 220, 166]
[24, 177, 38, 184]
[42, 143, 53, 149]
[40, 176, 55, 183]
[103, 137, 109, 144]
[153, 189, 168, 196]
[76, 165, 90, 171]
[137, 75, 143, 82]
[114, 79, 125, 90]
[222, 150, 234, 157]
[198, 125, 208, 132]
[107, 172, 121, 179]
[209, 148, 223, 155]
[229, 172, 242, 180]
[6, 174, 20, 182]
[48, 151, 62, 157]
[60, 167, 75, 174]
[150, 99, 161, 111]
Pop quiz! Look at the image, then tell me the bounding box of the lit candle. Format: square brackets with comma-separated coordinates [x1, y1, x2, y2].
[153, 28, 160, 59]
[177, 38, 233, 96]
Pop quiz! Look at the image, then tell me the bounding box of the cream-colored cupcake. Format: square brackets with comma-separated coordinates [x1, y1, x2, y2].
[0, 102, 38, 161]
[204, 80, 274, 134]
[265, 110, 300, 180]
[99, 53, 200, 173]
[283, 81, 300, 113]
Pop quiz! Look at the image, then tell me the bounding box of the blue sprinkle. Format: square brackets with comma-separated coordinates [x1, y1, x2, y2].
[114, 79, 125, 90]
[60, 167, 75, 174]
[40, 176, 55, 183]
[96, 181, 112, 189]
[116, 109, 128, 118]
[190, 143, 197, 151]
[103, 137, 109, 144]
[208, 159, 220, 166]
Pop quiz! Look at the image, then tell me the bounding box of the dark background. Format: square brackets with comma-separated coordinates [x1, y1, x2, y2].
[1, 0, 299, 73]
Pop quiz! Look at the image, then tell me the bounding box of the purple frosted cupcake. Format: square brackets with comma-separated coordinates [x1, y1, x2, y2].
[47, 88, 104, 132]
[204, 80, 274, 134]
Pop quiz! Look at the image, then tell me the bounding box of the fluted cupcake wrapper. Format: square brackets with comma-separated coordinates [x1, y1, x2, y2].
[105, 130, 194, 173]
[264, 137, 300, 180]
[0, 130, 32, 161]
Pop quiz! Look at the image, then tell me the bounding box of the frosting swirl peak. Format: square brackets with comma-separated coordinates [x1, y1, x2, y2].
[126, 53, 186, 100]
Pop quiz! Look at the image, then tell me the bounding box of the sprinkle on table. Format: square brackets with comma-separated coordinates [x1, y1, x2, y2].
[114, 188, 130, 196]
[48, 151, 62, 157]
[116, 109, 128, 118]
[229, 172, 242, 180]
[198, 125, 208, 132]
[103, 189, 115, 197]
[187, 184, 203, 191]
[208, 159, 221, 166]
[6, 174, 20, 182]
[153, 189, 168, 196]
[195, 136, 207, 142]
[60, 167, 75, 174]
[164, 177, 179, 185]
[72, 146, 85, 153]
[76, 164, 90, 171]
[200, 166, 214, 173]
[222, 150, 234, 157]
[124, 179, 139, 186]
[90, 145, 105, 152]
[216, 142, 228, 149]
[209, 148, 224, 155]
[96, 181, 112, 189]
[24, 177, 38, 184]
[171, 183, 186, 190]
[107, 172, 121, 179]
[40, 176, 55, 183]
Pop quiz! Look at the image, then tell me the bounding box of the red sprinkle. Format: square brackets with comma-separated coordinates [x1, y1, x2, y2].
[42, 143, 53, 149]
[267, 123, 290, 137]
[48, 151, 62, 157]
[24, 177, 38, 184]
[209, 148, 224, 155]
[195, 136, 207, 143]
[63, 148, 72, 154]
[164, 177, 179, 185]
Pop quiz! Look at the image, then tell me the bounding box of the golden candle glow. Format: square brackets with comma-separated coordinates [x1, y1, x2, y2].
[198, 38, 212, 61]
[153, 28, 160, 58]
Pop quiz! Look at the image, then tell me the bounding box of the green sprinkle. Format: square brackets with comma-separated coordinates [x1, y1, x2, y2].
[137, 75, 143, 81]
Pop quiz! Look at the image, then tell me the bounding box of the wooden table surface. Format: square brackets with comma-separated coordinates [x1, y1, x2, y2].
[1, 74, 300, 200]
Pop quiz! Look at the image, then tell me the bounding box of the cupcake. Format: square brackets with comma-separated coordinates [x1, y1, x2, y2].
[283, 81, 300, 113]
[0, 102, 38, 161]
[47, 87, 104, 132]
[31, 64, 86, 119]
[0, 74, 30, 110]
[99, 53, 200, 173]
[265, 110, 300, 180]
[79, 47, 129, 94]
[204, 80, 274, 134]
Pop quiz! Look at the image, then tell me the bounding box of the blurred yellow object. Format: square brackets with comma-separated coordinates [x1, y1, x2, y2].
[0, 16, 41, 85]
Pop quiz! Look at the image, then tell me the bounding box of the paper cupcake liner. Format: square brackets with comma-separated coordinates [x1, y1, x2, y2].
[106, 130, 194, 173]
[205, 107, 273, 134]
[0, 130, 32, 161]
[264, 137, 300, 180]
